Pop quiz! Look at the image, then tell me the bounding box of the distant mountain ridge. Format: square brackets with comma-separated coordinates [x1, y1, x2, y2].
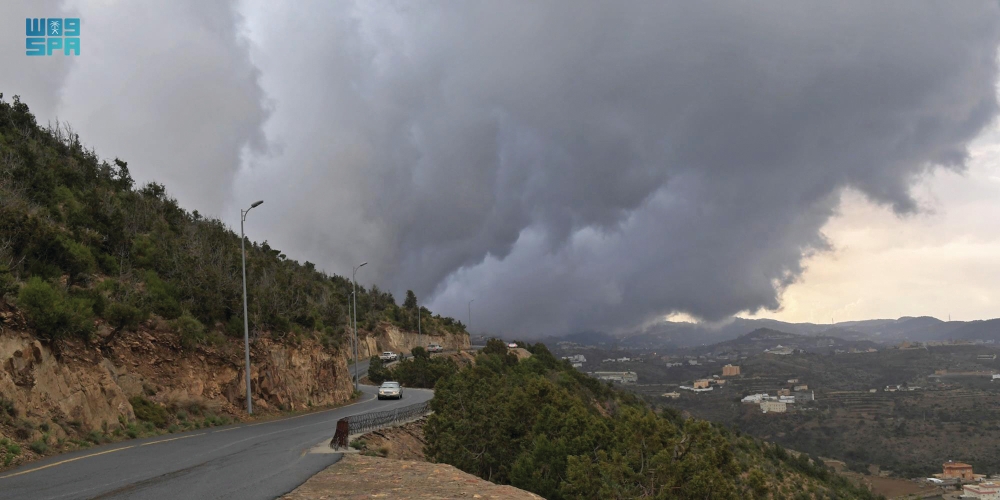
[685, 327, 880, 356]
[548, 316, 1000, 349]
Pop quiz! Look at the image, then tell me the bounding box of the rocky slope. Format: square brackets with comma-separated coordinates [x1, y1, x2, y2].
[354, 325, 470, 359]
[0, 303, 465, 468]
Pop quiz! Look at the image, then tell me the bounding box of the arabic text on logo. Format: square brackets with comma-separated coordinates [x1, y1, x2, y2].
[26, 18, 80, 56]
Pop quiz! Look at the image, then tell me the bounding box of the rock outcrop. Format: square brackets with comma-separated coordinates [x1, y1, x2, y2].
[353, 324, 470, 359]
[0, 324, 353, 441]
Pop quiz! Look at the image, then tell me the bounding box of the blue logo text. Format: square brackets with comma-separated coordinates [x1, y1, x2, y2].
[26, 18, 80, 56]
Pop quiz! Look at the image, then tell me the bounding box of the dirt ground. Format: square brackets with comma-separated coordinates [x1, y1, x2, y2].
[284, 417, 542, 499]
[352, 418, 427, 461]
[865, 476, 944, 499]
[281, 455, 543, 500]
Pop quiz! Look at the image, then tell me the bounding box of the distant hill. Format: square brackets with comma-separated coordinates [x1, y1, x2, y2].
[549, 315, 1000, 350]
[687, 328, 880, 356]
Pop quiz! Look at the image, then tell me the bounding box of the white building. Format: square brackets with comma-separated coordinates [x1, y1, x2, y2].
[741, 393, 769, 404]
[760, 401, 787, 413]
[590, 371, 638, 384]
[963, 482, 1000, 499]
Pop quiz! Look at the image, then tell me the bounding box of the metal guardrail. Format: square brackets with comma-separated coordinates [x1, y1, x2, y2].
[347, 400, 431, 435]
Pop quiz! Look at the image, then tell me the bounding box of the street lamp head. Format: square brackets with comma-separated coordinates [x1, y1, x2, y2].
[251, 200, 264, 208]
[359, 262, 368, 268]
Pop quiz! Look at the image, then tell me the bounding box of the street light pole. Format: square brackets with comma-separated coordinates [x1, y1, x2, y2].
[352, 262, 367, 391]
[240, 200, 263, 415]
[468, 299, 474, 335]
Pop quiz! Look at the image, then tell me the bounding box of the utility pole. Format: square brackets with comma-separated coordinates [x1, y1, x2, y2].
[352, 262, 367, 391]
[417, 297, 422, 348]
[468, 299, 474, 335]
[240, 200, 263, 414]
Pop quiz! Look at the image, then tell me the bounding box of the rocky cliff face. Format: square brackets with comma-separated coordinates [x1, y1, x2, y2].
[0, 309, 468, 467]
[353, 324, 471, 359]
[0, 321, 353, 446]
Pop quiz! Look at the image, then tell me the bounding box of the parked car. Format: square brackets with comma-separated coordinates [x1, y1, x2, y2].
[378, 381, 403, 400]
[379, 351, 399, 362]
[427, 344, 444, 353]
[507, 342, 518, 349]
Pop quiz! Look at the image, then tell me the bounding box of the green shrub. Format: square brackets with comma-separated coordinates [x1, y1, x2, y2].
[86, 430, 103, 444]
[387, 355, 457, 389]
[173, 312, 206, 349]
[0, 397, 16, 419]
[129, 396, 169, 429]
[144, 271, 181, 320]
[0, 265, 16, 298]
[28, 440, 48, 454]
[367, 356, 389, 385]
[55, 236, 97, 281]
[105, 301, 146, 332]
[17, 277, 94, 339]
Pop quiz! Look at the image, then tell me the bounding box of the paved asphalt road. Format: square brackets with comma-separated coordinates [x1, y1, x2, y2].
[0, 384, 433, 500]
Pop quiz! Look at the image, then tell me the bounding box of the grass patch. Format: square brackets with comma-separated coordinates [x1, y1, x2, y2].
[28, 440, 48, 454]
[130, 396, 169, 428]
[86, 430, 104, 445]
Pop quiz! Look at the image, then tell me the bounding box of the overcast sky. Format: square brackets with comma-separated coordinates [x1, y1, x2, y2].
[3, 1, 1000, 337]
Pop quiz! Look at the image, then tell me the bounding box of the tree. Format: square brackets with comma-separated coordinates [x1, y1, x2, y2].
[404, 290, 417, 310]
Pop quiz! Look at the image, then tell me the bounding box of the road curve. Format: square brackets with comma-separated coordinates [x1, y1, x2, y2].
[0, 384, 433, 500]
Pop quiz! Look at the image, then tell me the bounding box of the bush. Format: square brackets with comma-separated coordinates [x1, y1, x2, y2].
[367, 356, 389, 385]
[28, 440, 48, 454]
[387, 356, 458, 389]
[0, 397, 16, 419]
[481, 338, 508, 356]
[105, 301, 146, 332]
[86, 430, 104, 444]
[144, 271, 181, 320]
[17, 277, 94, 339]
[5, 440, 21, 456]
[129, 396, 169, 429]
[173, 312, 206, 349]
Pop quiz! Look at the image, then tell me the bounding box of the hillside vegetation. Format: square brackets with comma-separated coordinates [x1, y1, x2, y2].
[425, 340, 881, 499]
[0, 93, 465, 348]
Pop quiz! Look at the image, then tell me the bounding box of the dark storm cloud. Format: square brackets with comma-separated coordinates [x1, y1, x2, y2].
[5, 1, 999, 337]
[0, 0, 269, 216]
[239, 1, 1000, 336]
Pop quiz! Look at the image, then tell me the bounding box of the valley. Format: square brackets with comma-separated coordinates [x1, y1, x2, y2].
[553, 327, 1000, 482]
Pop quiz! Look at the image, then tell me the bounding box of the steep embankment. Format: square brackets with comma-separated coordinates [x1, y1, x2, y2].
[0, 309, 464, 470]
[355, 325, 470, 360]
[0, 93, 470, 470]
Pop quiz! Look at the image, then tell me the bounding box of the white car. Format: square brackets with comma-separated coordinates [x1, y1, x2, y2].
[378, 381, 403, 400]
[379, 351, 399, 362]
[507, 342, 518, 349]
[427, 344, 444, 353]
